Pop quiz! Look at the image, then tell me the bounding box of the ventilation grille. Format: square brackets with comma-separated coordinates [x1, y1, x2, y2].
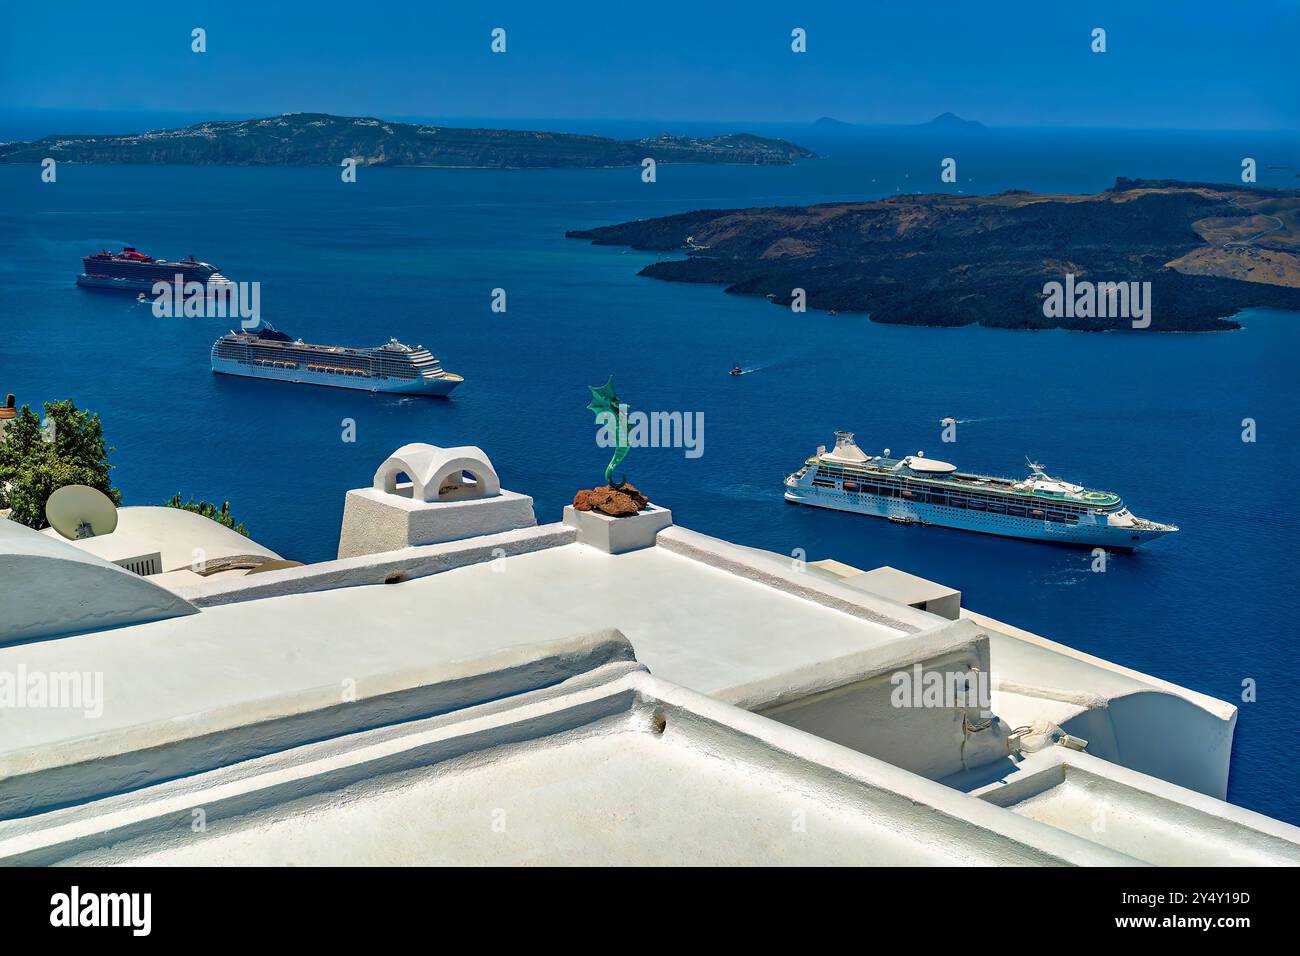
[113, 552, 162, 577]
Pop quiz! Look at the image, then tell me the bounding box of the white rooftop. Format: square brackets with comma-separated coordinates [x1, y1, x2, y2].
[0, 532, 936, 789]
[0, 653, 1132, 867]
[1, 441, 1295, 866]
[39, 504, 281, 585]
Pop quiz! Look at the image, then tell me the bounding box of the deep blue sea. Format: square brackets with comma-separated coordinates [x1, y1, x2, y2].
[2, 124, 1297, 822]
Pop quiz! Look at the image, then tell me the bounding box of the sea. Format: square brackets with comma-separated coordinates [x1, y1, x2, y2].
[1, 119, 1297, 823]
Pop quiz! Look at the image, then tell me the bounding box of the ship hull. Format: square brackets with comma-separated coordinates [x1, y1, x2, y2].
[211, 356, 461, 396]
[77, 274, 234, 296]
[783, 487, 1171, 549]
[80, 258, 219, 284]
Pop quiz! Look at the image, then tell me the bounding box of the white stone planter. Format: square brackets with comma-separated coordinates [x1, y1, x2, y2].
[562, 503, 673, 555]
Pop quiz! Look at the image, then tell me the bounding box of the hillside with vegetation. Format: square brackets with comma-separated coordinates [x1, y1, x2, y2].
[0, 113, 815, 168]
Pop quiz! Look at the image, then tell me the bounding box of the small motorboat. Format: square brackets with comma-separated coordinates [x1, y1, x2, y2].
[730, 366, 744, 376]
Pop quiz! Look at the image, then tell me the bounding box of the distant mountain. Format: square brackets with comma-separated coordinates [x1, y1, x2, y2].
[814, 113, 987, 131]
[567, 179, 1300, 332]
[920, 112, 987, 130]
[0, 113, 816, 168]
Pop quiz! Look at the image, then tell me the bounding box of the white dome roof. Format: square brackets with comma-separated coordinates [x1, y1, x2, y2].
[1, 519, 196, 645]
[904, 455, 956, 474]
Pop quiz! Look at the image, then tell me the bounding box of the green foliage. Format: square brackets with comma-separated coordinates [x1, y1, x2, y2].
[166, 494, 249, 537]
[0, 400, 120, 530]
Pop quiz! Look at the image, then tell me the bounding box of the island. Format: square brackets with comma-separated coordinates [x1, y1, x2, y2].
[920, 111, 987, 130]
[566, 178, 1300, 331]
[814, 112, 987, 130]
[0, 113, 815, 168]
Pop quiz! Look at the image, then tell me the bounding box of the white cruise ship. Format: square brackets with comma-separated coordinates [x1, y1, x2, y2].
[784, 431, 1177, 548]
[211, 324, 462, 396]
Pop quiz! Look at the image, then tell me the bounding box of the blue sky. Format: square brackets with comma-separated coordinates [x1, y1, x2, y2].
[2, 0, 1295, 130]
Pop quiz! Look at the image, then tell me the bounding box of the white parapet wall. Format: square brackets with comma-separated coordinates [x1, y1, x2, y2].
[180, 523, 576, 607]
[964, 607, 1239, 799]
[0, 658, 1140, 866]
[679, 535, 1244, 801]
[0, 628, 638, 819]
[971, 746, 1300, 866]
[827, 564, 963, 621]
[724, 618, 1013, 780]
[652, 526, 1010, 778]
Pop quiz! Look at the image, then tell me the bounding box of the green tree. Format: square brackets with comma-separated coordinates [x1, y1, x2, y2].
[0, 401, 120, 529]
[166, 494, 249, 537]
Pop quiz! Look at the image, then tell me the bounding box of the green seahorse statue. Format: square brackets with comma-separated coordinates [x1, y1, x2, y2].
[586, 375, 629, 488]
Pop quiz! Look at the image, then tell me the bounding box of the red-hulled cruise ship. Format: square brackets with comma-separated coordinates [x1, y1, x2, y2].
[77, 247, 232, 292]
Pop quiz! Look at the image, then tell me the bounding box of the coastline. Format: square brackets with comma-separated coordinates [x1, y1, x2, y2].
[569, 179, 1300, 333]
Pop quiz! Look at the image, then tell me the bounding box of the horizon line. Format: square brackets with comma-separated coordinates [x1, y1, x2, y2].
[0, 108, 1296, 138]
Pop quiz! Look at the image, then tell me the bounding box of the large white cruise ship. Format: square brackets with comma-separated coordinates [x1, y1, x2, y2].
[784, 431, 1177, 548]
[211, 324, 462, 396]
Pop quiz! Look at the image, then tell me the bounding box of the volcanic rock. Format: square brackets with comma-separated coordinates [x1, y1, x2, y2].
[572, 483, 649, 517]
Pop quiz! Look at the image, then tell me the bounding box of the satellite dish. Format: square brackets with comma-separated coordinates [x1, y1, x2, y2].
[45, 485, 118, 541]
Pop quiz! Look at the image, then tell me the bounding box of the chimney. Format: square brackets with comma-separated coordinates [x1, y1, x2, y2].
[337, 442, 537, 559]
[0, 393, 16, 442]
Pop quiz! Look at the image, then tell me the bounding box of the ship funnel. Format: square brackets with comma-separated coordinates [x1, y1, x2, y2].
[826, 431, 869, 463]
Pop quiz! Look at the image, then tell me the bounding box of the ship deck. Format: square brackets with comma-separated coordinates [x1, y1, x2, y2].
[224, 334, 443, 364]
[804, 456, 1121, 508]
[228, 335, 358, 356]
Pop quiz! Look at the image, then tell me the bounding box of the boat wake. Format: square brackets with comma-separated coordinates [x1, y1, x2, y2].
[1042, 567, 1094, 587]
[716, 483, 777, 503]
